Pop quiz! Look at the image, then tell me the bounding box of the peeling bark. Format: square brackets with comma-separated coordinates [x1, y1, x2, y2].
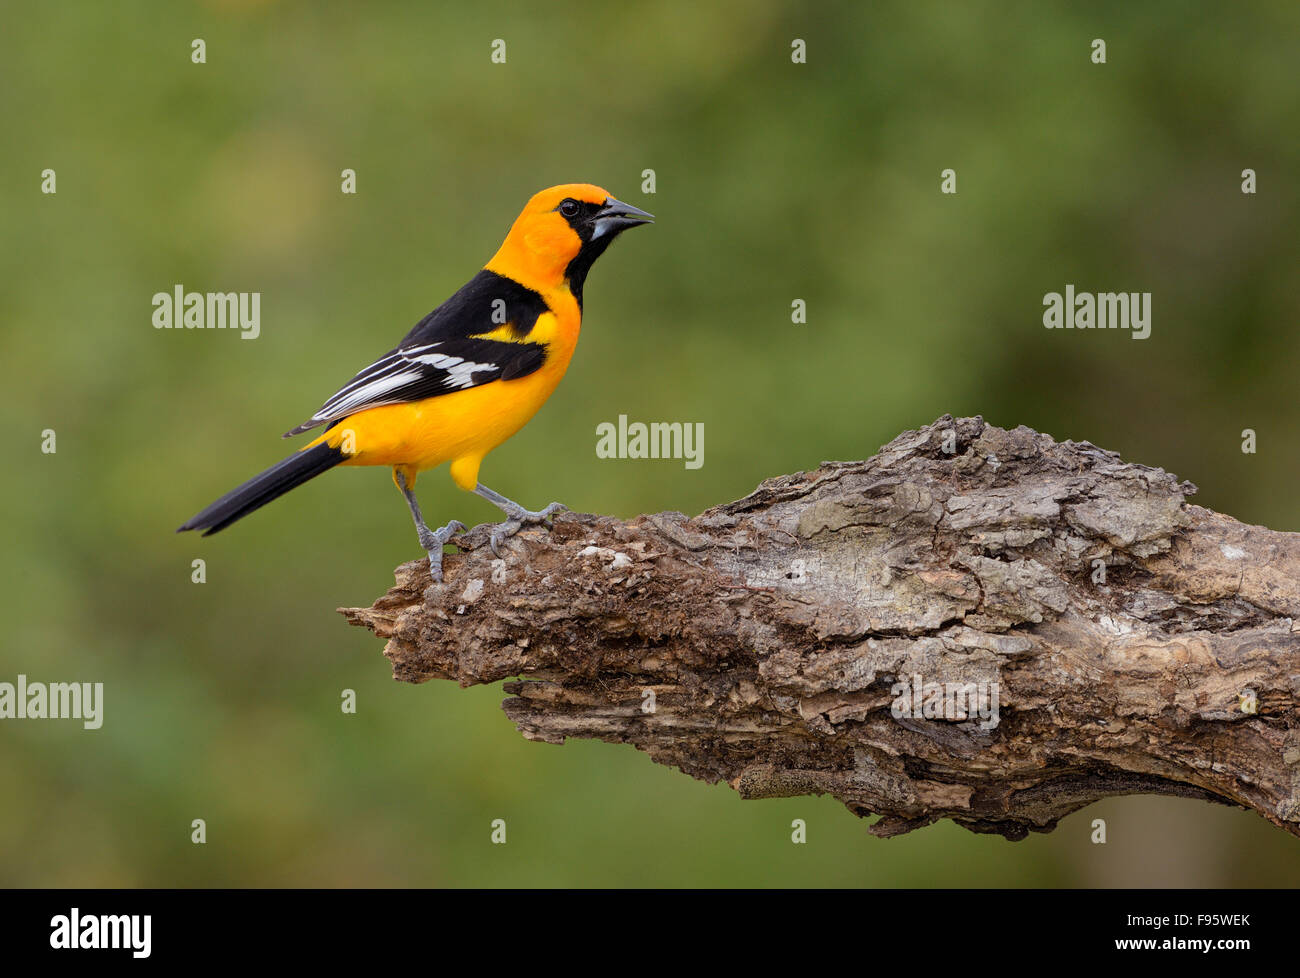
[341, 416, 1300, 840]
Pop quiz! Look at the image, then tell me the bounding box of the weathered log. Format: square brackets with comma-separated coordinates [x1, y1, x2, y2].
[341, 416, 1300, 840]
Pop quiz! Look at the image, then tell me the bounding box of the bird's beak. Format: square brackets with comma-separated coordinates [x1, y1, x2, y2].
[592, 197, 655, 239]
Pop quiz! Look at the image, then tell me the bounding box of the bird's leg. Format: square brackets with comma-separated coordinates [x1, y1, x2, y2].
[473, 483, 567, 558]
[395, 471, 465, 582]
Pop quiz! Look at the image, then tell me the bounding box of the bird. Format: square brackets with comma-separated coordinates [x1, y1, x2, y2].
[178, 183, 653, 581]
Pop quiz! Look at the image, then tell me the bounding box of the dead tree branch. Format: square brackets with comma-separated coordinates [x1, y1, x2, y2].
[341, 416, 1300, 840]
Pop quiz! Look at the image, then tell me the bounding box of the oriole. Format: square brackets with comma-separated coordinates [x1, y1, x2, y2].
[178, 184, 653, 580]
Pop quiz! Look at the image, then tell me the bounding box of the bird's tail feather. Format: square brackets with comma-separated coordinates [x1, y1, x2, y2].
[177, 442, 347, 537]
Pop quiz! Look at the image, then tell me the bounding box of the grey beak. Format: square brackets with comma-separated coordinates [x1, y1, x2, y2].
[592, 197, 655, 239]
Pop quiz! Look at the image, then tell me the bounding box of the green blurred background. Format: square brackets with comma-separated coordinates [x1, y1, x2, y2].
[2, 0, 1298, 886]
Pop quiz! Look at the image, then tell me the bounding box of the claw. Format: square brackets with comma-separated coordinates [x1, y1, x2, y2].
[502, 502, 566, 527]
[487, 504, 566, 557]
[489, 519, 524, 559]
[418, 518, 466, 582]
[534, 502, 568, 522]
[472, 485, 569, 556]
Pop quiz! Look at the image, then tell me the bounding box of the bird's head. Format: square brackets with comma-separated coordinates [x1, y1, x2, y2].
[488, 183, 653, 301]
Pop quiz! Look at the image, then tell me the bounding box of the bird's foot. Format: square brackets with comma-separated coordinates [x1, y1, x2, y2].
[419, 519, 467, 582]
[488, 502, 567, 558]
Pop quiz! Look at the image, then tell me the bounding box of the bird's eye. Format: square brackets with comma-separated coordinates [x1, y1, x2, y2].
[559, 198, 580, 218]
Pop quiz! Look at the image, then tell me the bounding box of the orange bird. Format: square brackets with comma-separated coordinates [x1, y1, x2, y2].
[179, 184, 653, 580]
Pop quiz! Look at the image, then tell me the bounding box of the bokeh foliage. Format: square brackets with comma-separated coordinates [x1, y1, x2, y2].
[1, 0, 1297, 885]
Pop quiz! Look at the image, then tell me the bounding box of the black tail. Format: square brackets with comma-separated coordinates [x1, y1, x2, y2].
[177, 442, 347, 537]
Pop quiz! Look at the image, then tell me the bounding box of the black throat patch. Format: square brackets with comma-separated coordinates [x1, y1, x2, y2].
[563, 236, 615, 311]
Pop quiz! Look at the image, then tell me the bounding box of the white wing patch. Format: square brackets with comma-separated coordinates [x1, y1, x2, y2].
[284, 331, 547, 438]
[308, 342, 497, 425]
[408, 351, 495, 389]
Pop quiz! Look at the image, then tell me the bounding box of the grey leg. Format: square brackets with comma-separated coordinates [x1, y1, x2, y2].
[473, 483, 567, 558]
[396, 471, 465, 582]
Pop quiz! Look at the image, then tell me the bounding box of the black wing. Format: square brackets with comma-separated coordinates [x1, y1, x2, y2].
[284, 270, 550, 437]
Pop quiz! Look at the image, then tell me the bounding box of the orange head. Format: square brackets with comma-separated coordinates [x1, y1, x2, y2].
[487, 184, 653, 302]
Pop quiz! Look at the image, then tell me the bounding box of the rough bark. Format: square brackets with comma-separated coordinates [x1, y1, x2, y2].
[341, 416, 1300, 840]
